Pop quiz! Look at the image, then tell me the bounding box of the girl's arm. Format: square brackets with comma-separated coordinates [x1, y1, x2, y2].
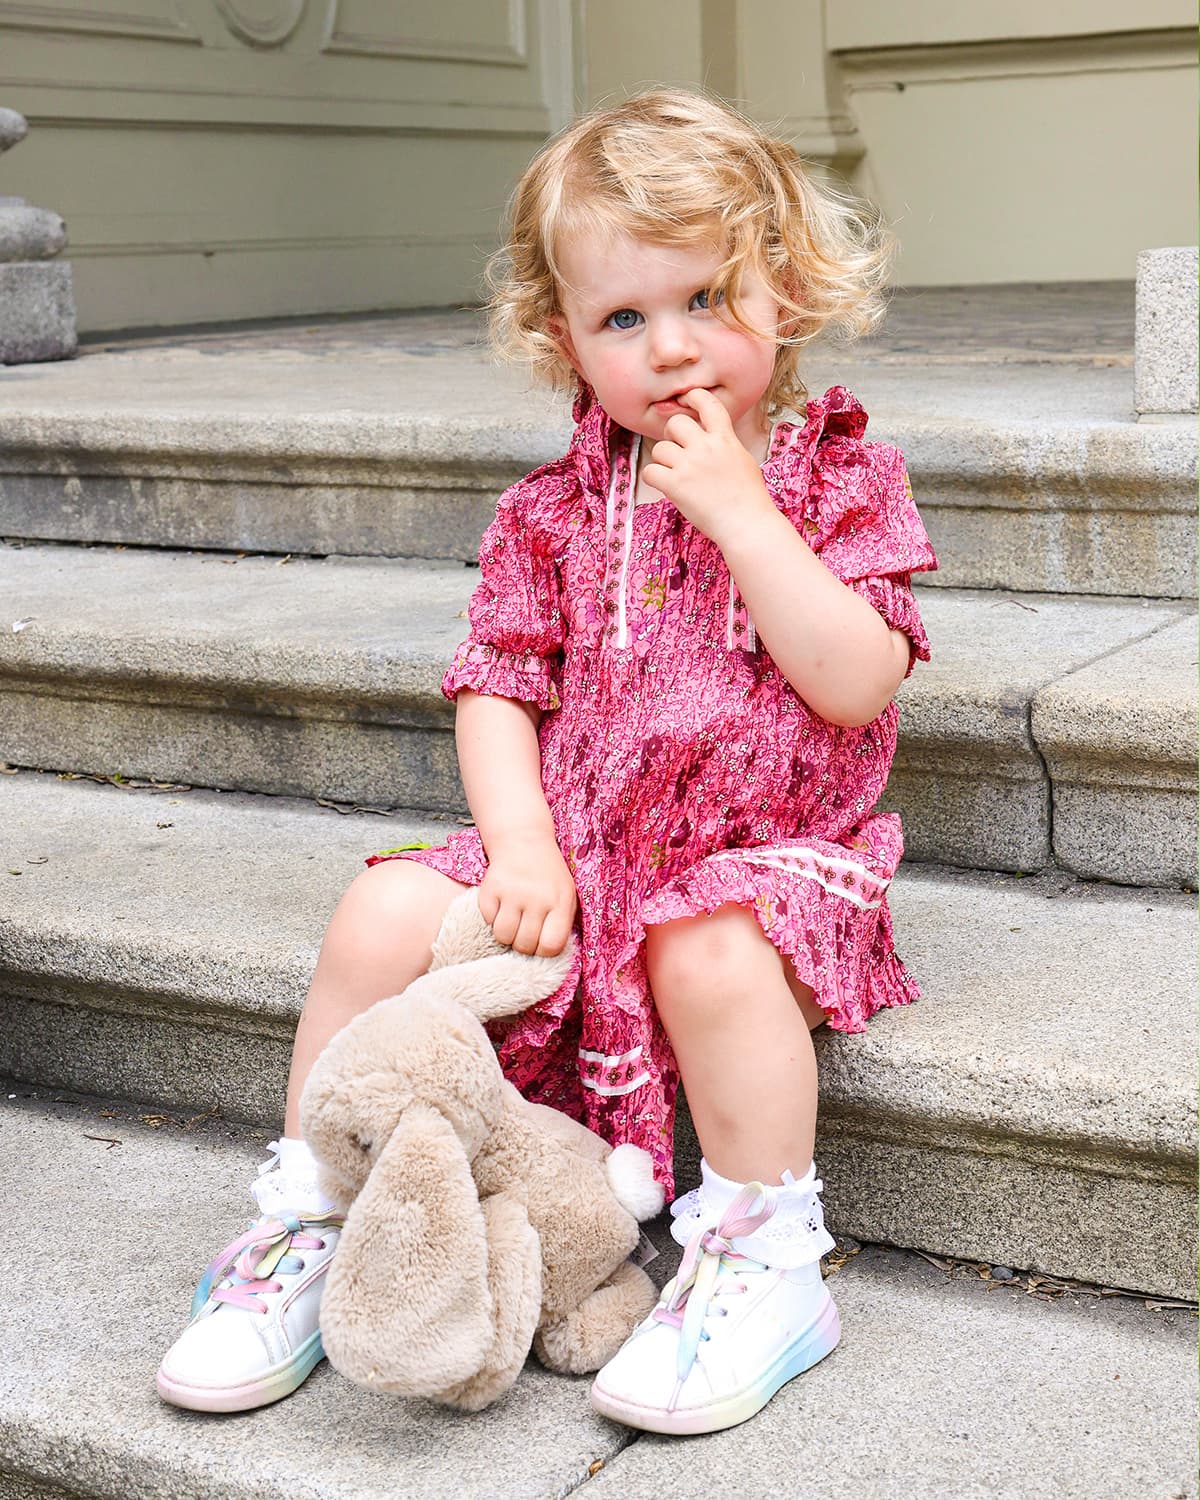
[641, 390, 912, 727]
[719, 510, 911, 727]
[455, 688, 578, 956]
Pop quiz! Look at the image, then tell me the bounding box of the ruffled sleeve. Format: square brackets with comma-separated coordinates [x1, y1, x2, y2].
[781, 387, 938, 676]
[442, 464, 579, 713]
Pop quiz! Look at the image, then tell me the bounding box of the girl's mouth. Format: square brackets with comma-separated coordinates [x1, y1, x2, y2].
[652, 388, 711, 414]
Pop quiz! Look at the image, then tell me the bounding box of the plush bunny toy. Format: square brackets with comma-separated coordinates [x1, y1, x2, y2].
[299, 889, 664, 1411]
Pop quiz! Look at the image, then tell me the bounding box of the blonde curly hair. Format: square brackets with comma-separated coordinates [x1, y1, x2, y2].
[485, 87, 895, 416]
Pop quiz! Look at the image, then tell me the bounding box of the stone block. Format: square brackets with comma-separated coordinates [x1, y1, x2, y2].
[0, 776, 456, 1122]
[1135, 246, 1199, 416]
[886, 590, 1187, 876]
[0, 261, 77, 364]
[0, 202, 67, 260]
[0, 106, 28, 152]
[1032, 614, 1199, 887]
[817, 1121, 1196, 1301]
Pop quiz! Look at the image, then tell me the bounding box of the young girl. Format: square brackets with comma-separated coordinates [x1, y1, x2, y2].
[158, 87, 936, 1434]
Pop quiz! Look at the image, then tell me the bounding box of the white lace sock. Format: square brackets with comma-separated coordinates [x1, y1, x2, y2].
[250, 1135, 336, 1217]
[669, 1157, 836, 1269]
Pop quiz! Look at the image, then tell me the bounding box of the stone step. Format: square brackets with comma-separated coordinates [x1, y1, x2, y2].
[0, 302, 1194, 599]
[2, 773, 1194, 1298]
[1, 541, 1194, 886]
[1, 1091, 1193, 1500]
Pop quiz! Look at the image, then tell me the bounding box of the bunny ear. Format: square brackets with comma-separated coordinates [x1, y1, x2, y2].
[435, 938, 581, 1023]
[429, 890, 505, 971]
[319, 1102, 494, 1397]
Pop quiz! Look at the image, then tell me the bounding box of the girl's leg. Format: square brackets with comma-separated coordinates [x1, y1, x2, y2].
[283, 860, 471, 1135]
[644, 901, 825, 1184]
[591, 902, 836, 1436]
[158, 858, 470, 1413]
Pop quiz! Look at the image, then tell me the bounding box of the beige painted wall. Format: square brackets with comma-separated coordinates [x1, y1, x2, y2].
[830, 6, 1197, 284]
[0, 0, 1195, 329]
[581, 0, 1197, 286]
[0, 0, 577, 331]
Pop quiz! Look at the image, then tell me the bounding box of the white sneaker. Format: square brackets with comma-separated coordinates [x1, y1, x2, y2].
[590, 1181, 840, 1434]
[156, 1145, 343, 1413]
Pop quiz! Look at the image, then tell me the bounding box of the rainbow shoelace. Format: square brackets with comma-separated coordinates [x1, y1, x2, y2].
[190, 1209, 346, 1319]
[652, 1182, 775, 1410]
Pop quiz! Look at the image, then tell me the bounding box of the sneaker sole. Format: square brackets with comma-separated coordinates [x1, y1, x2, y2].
[590, 1294, 840, 1435]
[155, 1328, 325, 1413]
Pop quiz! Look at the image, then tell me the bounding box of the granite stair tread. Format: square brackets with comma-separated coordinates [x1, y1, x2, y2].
[1, 772, 1194, 1296]
[0, 301, 1194, 596]
[0, 1091, 1193, 1500]
[1, 541, 1194, 885]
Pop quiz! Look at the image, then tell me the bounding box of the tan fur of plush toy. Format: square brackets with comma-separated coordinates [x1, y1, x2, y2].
[299, 889, 664, 1410]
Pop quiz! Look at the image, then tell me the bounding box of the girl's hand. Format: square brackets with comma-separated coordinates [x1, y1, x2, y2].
[477, 829, 578, 957]
[641, 388, 777, 547]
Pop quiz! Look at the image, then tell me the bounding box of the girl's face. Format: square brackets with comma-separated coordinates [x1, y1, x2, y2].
[550, 232, 781, 458]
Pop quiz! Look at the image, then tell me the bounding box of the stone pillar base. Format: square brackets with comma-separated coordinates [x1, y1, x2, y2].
[1134, 246, 1198, 419]
[0, 260, 78, 364]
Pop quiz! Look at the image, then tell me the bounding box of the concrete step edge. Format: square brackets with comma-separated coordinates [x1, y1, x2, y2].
[2, 406, 1193, 483]
[2, 414, 1194, 601]
[1, 772, 1194, 1301]
[2, 541, 1193, 885]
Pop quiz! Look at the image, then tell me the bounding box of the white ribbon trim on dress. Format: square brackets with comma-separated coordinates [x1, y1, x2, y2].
[578, 1043, 651, 1097]
[605, 434, 640, 649]
[708, 846, 888, 910]
[605, 430, 755, 654]
[726, 580, 756, 651]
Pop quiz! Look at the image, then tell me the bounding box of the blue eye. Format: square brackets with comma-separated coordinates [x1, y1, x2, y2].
[606, 308, 641, 330]
[691, 288, 723, 311]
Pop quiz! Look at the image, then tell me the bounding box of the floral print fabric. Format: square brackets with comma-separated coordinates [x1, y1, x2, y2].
[369, 384, 938, 1193]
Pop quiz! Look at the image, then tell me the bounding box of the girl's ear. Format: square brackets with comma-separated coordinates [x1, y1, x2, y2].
[548, 313, 583, 377]
[775, 270, 803, 340]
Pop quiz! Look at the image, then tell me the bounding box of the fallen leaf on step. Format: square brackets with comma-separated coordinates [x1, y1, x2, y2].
[316, 798, 393, 816]
[914, 1251, 953, 1273]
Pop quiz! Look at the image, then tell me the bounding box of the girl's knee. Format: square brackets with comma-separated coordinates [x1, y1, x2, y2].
[645, 902, 763, 1006]
[325, 860, 467, 963]
[646, 903, 826, 1031]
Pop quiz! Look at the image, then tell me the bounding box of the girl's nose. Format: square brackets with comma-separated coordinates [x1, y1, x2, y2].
[648, 316, 699, 370]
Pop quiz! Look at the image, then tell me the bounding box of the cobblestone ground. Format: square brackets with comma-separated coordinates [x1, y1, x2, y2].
[82, 282, 1134, 364]
[858, 281, 1134, 362]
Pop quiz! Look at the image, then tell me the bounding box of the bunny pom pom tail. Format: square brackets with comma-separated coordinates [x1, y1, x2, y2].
[606, 1144, 666, 1221]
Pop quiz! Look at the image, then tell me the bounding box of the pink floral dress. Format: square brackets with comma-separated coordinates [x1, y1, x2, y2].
[369, 384, 938, 1193]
